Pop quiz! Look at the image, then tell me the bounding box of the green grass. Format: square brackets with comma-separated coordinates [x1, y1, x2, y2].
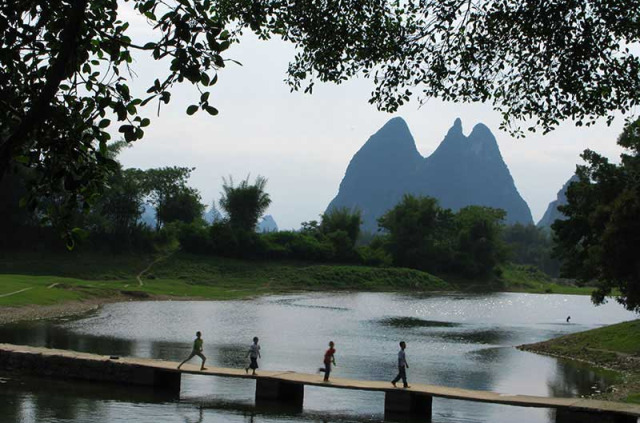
[519, 320, 640, 403]
[0, 252, 600, 309]
[536, 320, 640, 356]
[625, 393, 640, 404]
[0, 275, 110, 306]
[500, 263, 596, 295]
[0, 251, 449, 307]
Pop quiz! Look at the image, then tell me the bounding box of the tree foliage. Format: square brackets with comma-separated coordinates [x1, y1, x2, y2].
[139, 166, 201, 229]
[502, 223, 559, 276]
[91, 168, 145, 235]
[156, 189, 204, 226]
[3, 0, 639, 229]
[553, 118, 640, 312]
[377, 195, 507, 277]
[219, 175, 271, 233]
[377, 195, 456, 272]
[223, 0, 640, 134]
[0, 0, 232, 224]
[320, 207, 362, 247]
[454, 206, 507, 279]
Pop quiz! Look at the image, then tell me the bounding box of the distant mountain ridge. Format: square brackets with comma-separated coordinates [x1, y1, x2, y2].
[326, 117, 533, 231]
[537, 175, 578, 228]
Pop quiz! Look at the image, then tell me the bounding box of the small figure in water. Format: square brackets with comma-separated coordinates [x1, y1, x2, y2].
[391, 341, 410, 388]
[318, 341, 336, 382]
[245, 336, 261, 375]
[178, 331, 207, 371]
[566, 316, 571, 323]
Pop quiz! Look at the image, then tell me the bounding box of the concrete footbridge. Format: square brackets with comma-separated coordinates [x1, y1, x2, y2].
[0, 343, 638, 423]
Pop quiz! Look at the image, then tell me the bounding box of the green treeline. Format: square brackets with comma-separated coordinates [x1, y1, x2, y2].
[0, 146, 560, 283]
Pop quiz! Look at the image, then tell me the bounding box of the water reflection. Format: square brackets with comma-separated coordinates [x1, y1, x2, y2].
[379, 317, 462, 328]
[0, 319, 135, 357]
[547, 358, 621, 398]
[0, 292, 636, 423]
[0, 371, 176, 423]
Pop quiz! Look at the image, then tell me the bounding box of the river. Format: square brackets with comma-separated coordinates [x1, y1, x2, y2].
[0, 292, 636, 423]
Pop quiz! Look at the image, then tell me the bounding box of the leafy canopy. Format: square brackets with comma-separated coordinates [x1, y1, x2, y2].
[2, 0, 640, 229]
[553, 118, 640, 312]
[377, 195, 507, 278]
[219, 175, 271, 233]
[320, 207, 362, 247]
[377, 194, 456, 272]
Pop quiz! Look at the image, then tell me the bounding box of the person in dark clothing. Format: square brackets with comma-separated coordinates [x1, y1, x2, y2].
[391, 341, 409, 388]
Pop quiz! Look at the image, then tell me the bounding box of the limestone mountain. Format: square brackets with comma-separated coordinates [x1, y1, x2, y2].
[537, 175, 578, 229]
[257, 215, 278, 233]
[326, 117, 533, 231]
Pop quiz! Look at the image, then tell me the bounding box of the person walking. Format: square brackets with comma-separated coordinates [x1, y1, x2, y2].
[318, 341, 336, 382]
[391, 341, 409, 388]
[178, 331, 207, 371]
[245, 336, 261, 375]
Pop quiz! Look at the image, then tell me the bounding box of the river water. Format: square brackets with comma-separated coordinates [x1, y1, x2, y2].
[0, 292, 636, 423]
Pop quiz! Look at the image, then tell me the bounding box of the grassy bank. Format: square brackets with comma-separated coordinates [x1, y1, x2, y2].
[0, 251, 449, 307]
[499, 263, 596, 295]
[0, 252, 599, 311]
[518, 320, 640, 403]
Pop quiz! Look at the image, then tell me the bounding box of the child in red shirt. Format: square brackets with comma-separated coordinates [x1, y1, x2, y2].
[318, 341, 336, 382]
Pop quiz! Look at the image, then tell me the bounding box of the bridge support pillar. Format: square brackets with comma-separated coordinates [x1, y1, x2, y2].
[255, 379, 304, 410]
[131, 367, 181, 394]
[152, 369, 181, 394]
[556, 409, 637, 423]
[384, 391, 432, 420]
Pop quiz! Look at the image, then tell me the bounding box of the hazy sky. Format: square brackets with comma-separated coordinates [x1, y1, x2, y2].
[118, 9, 629, 230]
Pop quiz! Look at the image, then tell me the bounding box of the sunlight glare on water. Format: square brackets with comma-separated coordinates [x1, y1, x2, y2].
[0, 292, 635, 423]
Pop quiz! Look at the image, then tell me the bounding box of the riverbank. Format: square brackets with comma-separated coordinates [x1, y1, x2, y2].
[0, 251, 448, 323]
[0, 251, 594, 324]
[518, 320, 640, 403]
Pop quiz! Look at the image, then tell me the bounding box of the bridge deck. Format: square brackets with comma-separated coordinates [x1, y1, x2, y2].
[1, 343, 639, 418]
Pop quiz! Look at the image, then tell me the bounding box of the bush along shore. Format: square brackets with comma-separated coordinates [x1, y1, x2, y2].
[518, 320, 640, 404]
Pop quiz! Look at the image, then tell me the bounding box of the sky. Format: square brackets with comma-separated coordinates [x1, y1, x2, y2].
[117, 8, 630, 230]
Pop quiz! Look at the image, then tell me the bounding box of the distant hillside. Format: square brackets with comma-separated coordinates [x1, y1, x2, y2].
[203, 204, 223, 224]
[537, 175, 578, 228]
[327, 117, 533, 231]
[257, 215, 278, 233]
[138, 203, 156, 228]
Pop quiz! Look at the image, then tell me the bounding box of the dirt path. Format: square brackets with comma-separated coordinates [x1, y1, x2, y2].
[0, 287, 33, 298]
[136, 249, 177, 286]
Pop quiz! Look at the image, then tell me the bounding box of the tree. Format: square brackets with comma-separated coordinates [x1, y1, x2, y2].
[140, 166, 199, 230]
[377, 194, 456, 272]
[321, 208, 362, 245]
[156, 189, 205, 226]
[1, 0, 232, 218]
[553, 118, 640, 312]
[454, 206, 507, 279]
[3, 0, 639, 222]
[502, 223, 559, 276]
[317, 207, 362, 262]
[219, 175, 271, 233]
[232, 0, 640, 135]
[92, 167, 145, 235]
